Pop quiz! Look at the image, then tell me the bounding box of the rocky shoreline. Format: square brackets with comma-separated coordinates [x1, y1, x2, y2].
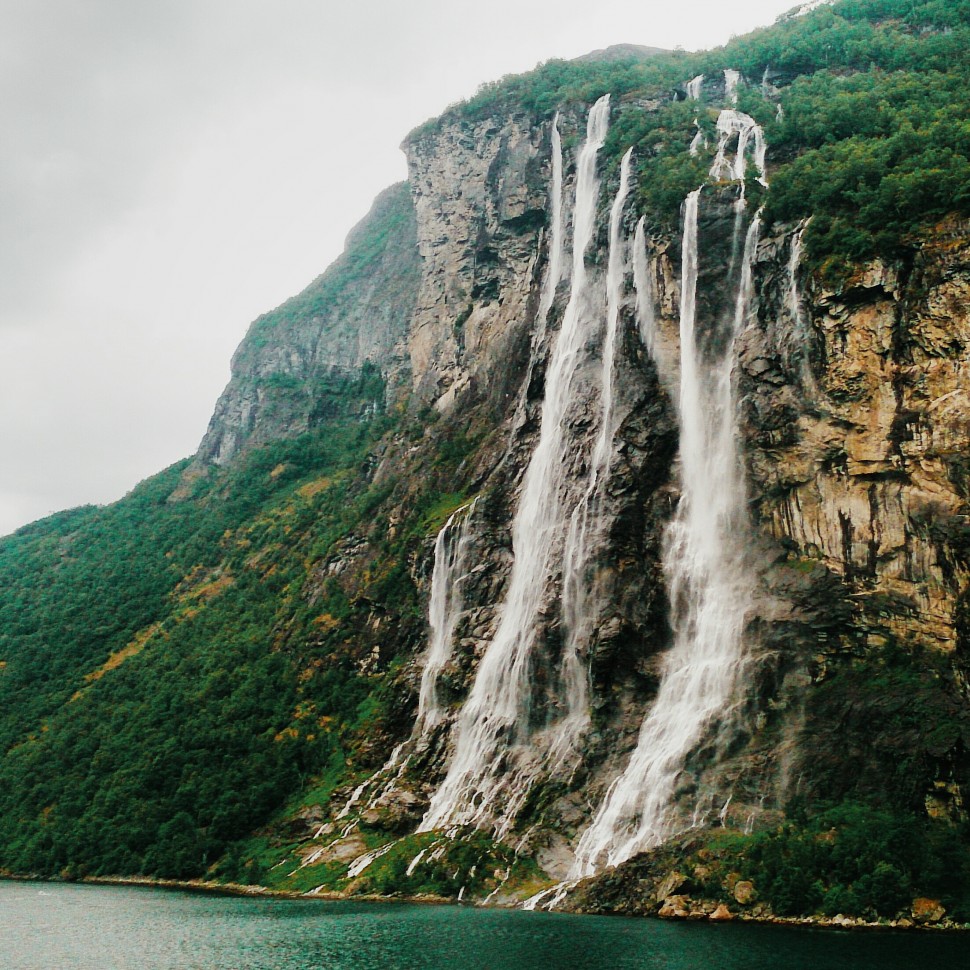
[4, 870, 968, 931]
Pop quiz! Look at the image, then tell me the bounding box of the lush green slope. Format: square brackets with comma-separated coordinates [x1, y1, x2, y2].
[416, 0, 970, 270]
[0, 411, 390, 878]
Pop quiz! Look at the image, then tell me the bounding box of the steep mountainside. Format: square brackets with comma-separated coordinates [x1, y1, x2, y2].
[2, 0, 970, 925]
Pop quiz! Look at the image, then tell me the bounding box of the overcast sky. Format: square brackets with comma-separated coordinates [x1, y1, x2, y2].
[1, 0, 804, 536]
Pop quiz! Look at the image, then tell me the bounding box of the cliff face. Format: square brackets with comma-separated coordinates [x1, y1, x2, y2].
[742, 227, 970, 652]
[196, 182, 421, 466]
[184, 85, 970, 897]
[402, 111, 550, 412]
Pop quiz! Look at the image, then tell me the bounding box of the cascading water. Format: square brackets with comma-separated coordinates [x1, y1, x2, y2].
[724, 68, 740, 104]
[632, 217, 655, 353]
[553, 148, 633, 769]
[632, 216, 676, 386]
[332, 501, 477, 823]
[689, 125, 706, 157]
[540, 114, 565, 322]
[416, 503, 477, 732]
[420, 96, 613, 836]
[784, 220, 818, 395]
[335, 115, 570, 830]
[565, 75, 769, 878]
[570, 190, 763, 877]
[686, 74, 705, 100]
[709, 110, 767, 186]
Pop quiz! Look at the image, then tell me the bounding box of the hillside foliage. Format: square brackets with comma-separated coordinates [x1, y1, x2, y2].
[414, 0, 970, 268]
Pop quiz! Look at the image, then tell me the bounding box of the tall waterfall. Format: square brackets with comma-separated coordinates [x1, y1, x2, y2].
[571, 187, 763, 876]
[785, 220, 818, 395]
[686, 74, 705, 99]
[540, 114, 565, 322]
[632, 218, 654, 353]
[555, 148, 633, 768]
[333, 502, 477, 821]
[416, 503, 477, 732]
[421, 96, 613, 835]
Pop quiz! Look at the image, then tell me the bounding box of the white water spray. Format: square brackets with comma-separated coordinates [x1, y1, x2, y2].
[421, 96, 613, 835]
[785, 220, 818, 394]
[632, 217, 655, 354]
[416, 503, 477, 732]
[709, 110, 767, 187]
[554, 148, 634, 768]
[540, 114, 566, 322]
[686, 75, 705, 100]
[571, 188, 763, 877]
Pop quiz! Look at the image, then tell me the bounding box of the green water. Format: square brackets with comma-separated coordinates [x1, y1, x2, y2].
[1, 880, 967, 969]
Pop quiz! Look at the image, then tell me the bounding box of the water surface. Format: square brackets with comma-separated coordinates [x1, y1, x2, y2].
[2, 880, 967, 970]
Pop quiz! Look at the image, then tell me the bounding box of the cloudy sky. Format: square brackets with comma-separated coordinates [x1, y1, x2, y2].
[1, 0, 803, 536]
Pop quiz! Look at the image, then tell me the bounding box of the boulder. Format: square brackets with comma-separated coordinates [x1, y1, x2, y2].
[658, 895, 690, 919]
[912, 897, 946, 923]
[710, 904, 734, 921]
[733, 880, 757, 905]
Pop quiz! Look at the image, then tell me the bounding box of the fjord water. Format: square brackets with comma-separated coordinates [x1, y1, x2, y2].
[3, 882, 968, 970]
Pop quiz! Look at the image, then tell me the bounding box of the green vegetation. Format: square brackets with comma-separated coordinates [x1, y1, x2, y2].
[0, 333, 498, 881]
[244, 181, 419, 354]
[412, 0, 970, 269]
[0, 412, 381, 879]
[706, 803, 970, 920]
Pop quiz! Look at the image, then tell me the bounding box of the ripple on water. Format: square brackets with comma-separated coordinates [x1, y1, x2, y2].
[1, 881, 968, 970]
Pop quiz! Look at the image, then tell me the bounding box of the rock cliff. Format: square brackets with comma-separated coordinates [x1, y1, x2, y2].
[196, 181, 421, 465]
[183, 61, 970, 903]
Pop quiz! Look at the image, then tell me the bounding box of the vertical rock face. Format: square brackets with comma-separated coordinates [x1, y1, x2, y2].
[402, 112, 551, 412]
[195, 182, 421, 466]
[187, 85, 970, 890]
[741, 220, 970, 652]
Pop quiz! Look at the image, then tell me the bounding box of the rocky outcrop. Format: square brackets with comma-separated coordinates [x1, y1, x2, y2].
[402, 110, 551, 412]
[195, 182, 421, 465]
[741, 220, 970, 653]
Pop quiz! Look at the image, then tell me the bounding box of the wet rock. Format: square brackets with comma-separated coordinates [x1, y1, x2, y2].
[658, 895, 690, 919]
[912, 897, 946, 923]
[710, 903, 734, 921]
[278, 805, 326, 840]
[655, 870, 688, 901]
[733, 880, 756, 905]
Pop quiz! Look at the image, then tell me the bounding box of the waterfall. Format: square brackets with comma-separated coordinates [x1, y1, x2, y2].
[709, 110, 766, 186]
[571, 189, 762, 876]
[686, 75, 705, 100]
[632, 215, 678, 391]
[785, 220, 818, 395]
[633, 217, 655, 354]
[420, 95, 613, 836]
[416, 503, 477, 732]
[689, 124, 706, 157]
[331, 502, 477, 821]
[724, 68, 740, 104]
[540, 114, 565, 322]
[334, 113, 568, 827]
[554, 148, 634, 769]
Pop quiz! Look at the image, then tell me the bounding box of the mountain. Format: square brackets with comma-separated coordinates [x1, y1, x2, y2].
[2, 0, 970, 925]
